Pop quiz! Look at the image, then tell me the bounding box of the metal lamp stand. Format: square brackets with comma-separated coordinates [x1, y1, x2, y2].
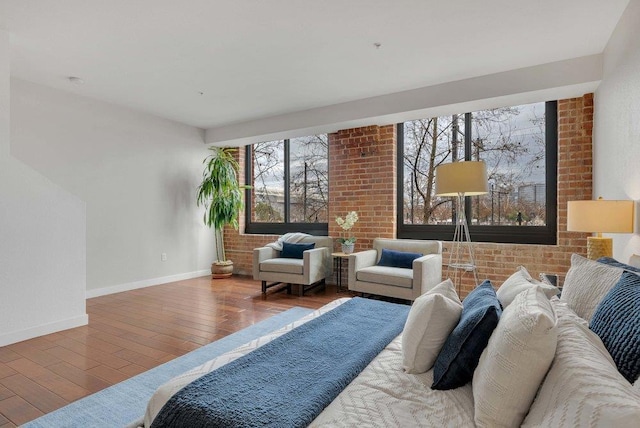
[446, 193, 479, 292]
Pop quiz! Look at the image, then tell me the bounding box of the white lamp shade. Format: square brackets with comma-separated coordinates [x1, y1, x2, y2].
[435, 161, 489, 196]
[567, 199, 634, 233]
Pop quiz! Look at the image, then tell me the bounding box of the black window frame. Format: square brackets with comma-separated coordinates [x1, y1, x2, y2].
[244, 140, 329, 236]
[396, 101, 558, 245]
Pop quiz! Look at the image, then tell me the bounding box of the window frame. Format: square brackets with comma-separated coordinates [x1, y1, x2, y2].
[396, 101, 558, 245]
[244, 140, 329, 236]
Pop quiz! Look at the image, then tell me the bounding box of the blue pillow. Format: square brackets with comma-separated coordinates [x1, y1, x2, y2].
[377, 248, 423, 269]
[432, 280, 502, 390]
[596, 256, 640, 273]
[280, 242, 315, 259]
[590, 271, 640, 383]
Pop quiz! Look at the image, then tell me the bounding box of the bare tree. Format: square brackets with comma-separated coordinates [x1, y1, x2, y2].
[403, 103, 546, 226]
[251, 136, 329, 223]
[289, 135, 328, 222]
[252, 141, 284, 222]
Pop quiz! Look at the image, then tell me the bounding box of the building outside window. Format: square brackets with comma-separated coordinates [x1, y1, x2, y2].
[398, 101, 557, 244]
[245, 134, 328, 235]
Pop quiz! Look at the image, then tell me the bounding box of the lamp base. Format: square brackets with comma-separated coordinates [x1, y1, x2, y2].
[586, 236, 612, 260]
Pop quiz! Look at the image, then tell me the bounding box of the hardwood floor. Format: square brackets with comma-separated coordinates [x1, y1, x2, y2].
[0, 275, 345, 427]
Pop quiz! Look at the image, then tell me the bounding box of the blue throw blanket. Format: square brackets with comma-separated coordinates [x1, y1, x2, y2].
[151, 297, 410, 428]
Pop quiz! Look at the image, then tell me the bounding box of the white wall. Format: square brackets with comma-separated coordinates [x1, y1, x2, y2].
[0, 31, 87, 346]
[10, 79, 216, 295]
[594, 0, 640, 261]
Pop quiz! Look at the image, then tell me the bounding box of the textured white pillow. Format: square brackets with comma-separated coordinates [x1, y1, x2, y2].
[401, 279, 463, 374]
[560, 253, 623, 321]
[523, 299, 640, 427]
[473, 286, 557, 428]
[496, 266, 558, 308]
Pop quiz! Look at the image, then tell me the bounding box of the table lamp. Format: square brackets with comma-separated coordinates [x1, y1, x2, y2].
[567, 197, 634, 260]
[435, 160, 488, 285]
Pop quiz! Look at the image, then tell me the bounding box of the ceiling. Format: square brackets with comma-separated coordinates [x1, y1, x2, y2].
[0, 0, 630, 131]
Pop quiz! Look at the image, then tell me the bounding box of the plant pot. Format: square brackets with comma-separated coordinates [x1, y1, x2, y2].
[341, 243, 355, 254]
[211, 261, 233, 279]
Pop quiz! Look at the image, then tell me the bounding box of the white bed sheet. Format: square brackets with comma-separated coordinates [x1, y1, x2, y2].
[310, 335, 474, 427]
[142, 297, 475, 427]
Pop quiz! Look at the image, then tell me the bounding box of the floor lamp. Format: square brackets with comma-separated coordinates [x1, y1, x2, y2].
[435, 161, 489, 288]
[567, 197, 634, 260]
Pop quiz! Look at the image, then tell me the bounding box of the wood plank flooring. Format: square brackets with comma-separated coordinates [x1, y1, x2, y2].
[0, 276, 345, 427]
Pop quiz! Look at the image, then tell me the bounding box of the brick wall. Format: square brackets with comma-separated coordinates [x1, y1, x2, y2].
[328, 125, 396, 251]
[224, 94, 593, 296]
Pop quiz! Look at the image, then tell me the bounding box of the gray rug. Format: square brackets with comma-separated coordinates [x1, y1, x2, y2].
[22, 306, 313, 428]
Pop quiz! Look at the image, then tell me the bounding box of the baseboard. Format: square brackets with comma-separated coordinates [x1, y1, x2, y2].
[0, 314, 89, 347]
[86, 269, 211, 299]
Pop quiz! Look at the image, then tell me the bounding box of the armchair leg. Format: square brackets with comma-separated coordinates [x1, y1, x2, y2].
[299, 278, 326, 297]
[261, 281, 290, 296]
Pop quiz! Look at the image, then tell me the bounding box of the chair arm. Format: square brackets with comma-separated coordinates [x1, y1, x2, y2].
[252, 247, 279, 280]
[413, 253, 443, 295]
[348, 249, 378, 287]
[303, 247, 329, 284]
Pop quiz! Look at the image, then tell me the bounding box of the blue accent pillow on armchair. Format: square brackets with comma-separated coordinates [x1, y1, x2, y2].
[280, 242, 315, 259]
[377, 248, 423, 269]
[590, 271, 640, 383]
[432, 280, 502, 390]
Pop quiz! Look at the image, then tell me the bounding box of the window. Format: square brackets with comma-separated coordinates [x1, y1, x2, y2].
[245, 135, 329, 235]
[397, 101, 557, 244]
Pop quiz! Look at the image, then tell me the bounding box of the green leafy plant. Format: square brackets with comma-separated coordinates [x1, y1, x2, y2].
[196, 147, 248, 263]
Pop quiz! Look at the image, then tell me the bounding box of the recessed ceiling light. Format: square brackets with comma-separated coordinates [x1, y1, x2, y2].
[68, 76, 84, 85]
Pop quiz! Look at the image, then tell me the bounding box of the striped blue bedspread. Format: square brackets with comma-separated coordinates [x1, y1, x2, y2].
[150, 297, 410, 428]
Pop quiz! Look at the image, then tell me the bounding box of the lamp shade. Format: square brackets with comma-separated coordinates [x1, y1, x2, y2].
[567, 199, 634, 233]
[435, 161, 489, 196]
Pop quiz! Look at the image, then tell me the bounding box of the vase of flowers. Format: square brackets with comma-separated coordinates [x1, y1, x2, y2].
[336, 211, 359, 254]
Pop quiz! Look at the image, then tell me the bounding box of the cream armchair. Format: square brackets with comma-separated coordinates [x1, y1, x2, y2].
[348, 238, 442, 301]
[253, 236, 333, 297]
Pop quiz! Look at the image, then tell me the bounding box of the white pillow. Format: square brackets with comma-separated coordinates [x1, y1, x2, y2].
[560, 253, 623, 321]
[496, 266, 558, 308]
[522, 299, 640, 427]
[473, 286, 557, 427]
[401, 279, 463, 374]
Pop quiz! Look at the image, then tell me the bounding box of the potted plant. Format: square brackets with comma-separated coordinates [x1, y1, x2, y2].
[196, 147, 246, 278]
[335, 211, 359, 254]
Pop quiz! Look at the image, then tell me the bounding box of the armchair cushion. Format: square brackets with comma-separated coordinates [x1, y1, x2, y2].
[357, 266, 413, 289]
[260, 258, 304, 275]
[280, 242, 315, 259]
[377, 249, 423, 269]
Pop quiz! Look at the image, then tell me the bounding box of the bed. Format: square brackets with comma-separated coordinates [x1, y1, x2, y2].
[140, 254, 640, 427]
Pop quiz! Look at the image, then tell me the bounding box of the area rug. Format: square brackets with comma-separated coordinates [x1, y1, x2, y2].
[22, 306, 313, 428]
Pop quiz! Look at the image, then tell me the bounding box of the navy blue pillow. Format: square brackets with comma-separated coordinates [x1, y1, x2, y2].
[596, 256, 640, 273]
[432, 280, 502, 390]
[280, 242, 315, 259]
[590, 271, 640, 383]
[377, 248, 423, 269]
